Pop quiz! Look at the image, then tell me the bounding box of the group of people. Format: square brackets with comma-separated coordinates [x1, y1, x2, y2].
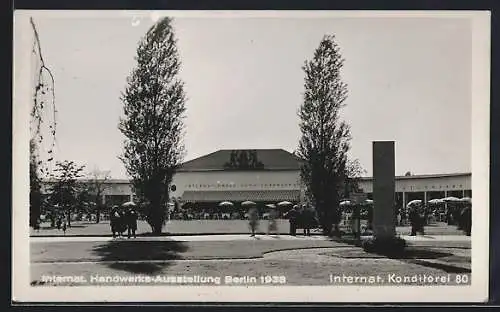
[407, 202, 472, 236]
[246, 203, 319, 237]
[284, 204, 318, 236]
[110, 205, 139, 238]
[247, 205, 279, 237]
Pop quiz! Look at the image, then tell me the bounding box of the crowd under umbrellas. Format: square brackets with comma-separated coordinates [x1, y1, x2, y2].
[101, 195, 472, 238]
[337, 195, 472, 237]
[109, 201, 139, 239]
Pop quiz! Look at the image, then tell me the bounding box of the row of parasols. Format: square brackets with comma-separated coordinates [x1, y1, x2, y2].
[339, 196, 472, 209]
[218, 200, 294, 209]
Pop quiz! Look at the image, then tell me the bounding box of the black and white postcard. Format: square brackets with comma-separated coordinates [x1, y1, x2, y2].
[12, 10, 490, 303]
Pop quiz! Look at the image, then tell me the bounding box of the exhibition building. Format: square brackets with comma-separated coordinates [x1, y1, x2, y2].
[40, 149, 472, 213]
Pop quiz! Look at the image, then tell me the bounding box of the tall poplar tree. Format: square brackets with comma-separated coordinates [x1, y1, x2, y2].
[297, 35, 353, 235]
[119, 17, 186, 235]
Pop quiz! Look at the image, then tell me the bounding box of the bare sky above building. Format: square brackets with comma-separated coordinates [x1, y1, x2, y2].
[29, 13, 472, 179]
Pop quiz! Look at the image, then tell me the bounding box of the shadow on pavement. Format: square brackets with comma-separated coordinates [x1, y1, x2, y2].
[92, 240, 189, 274]
[407, 259, 471, 274]
[328, 234, 471, 274]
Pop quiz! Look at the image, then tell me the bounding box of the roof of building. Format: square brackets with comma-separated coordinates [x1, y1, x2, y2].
[359, 172, 471, 181]
[176, 149, 302, 172]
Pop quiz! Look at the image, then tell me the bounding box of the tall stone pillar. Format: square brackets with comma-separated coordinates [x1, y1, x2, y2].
[372, 141, 396, 239]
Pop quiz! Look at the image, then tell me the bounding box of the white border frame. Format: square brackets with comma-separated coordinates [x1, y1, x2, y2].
[12, 10, 490, 303]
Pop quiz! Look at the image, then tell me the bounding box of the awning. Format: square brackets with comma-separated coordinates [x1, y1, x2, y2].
[181, 190, 300, 203]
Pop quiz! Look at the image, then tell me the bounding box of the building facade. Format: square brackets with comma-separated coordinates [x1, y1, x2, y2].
[40, 149, 472, 211]
[358, 173, 471, 211]
[170, 149, 304, 207]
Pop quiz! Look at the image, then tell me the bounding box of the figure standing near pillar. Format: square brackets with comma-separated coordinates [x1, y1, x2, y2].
[409, 203, 425, 236]
[285, 205, 299, 236]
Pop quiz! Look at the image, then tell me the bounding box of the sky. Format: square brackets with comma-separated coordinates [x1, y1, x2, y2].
[28, 13, 472, 179]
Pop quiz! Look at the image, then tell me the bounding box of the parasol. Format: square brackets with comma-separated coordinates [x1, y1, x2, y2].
[364, 199, 374, 205]
[241, 201, 256, 207]
[460, 197, 472, 204]
[266, 204, 276, 209]
[339, 200, 352, 206]
[427, 198, 445, 205]
[277, 201, 293, 207]
[442, 197, 461, 202]
[122, 201, 136, 208]
[407, 199, 422, 208]
[218, 201, 234, 207]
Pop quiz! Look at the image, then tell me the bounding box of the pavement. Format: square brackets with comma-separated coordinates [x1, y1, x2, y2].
[29, 228, 471, 287]
[30, 220, 466, 237]
[30, 233, 471, 244]
[29, 234, 471, 286]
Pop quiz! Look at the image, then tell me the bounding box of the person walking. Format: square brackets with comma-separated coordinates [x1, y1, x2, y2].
[267, 206, 279, 237]
[126, 208, 138, 239]
[56, 216, 62, 230]
[351, 204, 361, 239]
[248, 206, 259, 237]
[460, 204, 472, 236]
[286, 205, 299, 236]
[409, 204, 425, 236]
[110, 206, 122, 238]
[61, 216, 67, 235]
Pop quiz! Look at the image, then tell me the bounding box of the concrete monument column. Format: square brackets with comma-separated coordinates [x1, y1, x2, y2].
[372, 141, 396, 239]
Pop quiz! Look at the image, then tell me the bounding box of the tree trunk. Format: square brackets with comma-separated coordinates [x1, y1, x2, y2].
[150, 208, 163, 235]
[30, 195, 41, 228]
[148, 198, 164, 235]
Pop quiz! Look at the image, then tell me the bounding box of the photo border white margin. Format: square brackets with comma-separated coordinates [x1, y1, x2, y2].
[12, 9, 491, 303]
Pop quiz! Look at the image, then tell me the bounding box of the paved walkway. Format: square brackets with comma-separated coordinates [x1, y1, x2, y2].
[30, 234, 471, 243]
[31, 220, 465, 237]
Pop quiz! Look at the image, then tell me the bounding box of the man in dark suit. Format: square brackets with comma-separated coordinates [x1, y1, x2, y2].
[409, 204, 425, 236]
[460, 204, 472, 236]
[286, 205, 299, 236]
[126, 208, 138, 239]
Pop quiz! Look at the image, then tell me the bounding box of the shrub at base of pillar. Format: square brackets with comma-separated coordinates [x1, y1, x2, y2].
[362, 236, 406, 254]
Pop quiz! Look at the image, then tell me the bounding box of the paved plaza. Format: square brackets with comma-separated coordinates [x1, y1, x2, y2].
[30, 227, 471, 287]
[30, 220, 465, 237]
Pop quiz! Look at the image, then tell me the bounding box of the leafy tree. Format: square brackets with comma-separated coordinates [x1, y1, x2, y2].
[48, 160, 85, 227]
[75, 188, 94, 220]
[237, 150, 249, 169]
[119, 17, 187, 235]
[342, 158, 367, 197]
[296, 35, 353, 235]
[86, 168, 111, 223]
[248, 150, 264, 169]
[224, 150, 238, 169]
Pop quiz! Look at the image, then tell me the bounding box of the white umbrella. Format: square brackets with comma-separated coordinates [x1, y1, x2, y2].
[364, 199, 374, 205]
[266, 204, 276, 209]
[339, 200, 352, 206]
[218, 201, 234, 207]
[442, 196, 461, 202]
[277, 201, 293, 207]
[460, 197, 472, 203]
[427, 198, 445, 205]
[122, 201, 136, 208]
[241, 201, 256, 207]
[406, 199, 422, 208]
